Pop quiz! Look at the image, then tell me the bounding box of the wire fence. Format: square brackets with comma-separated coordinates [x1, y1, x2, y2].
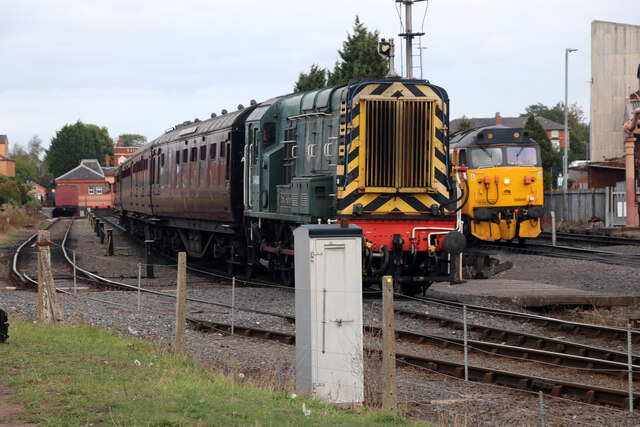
[15, 217, 640, 425]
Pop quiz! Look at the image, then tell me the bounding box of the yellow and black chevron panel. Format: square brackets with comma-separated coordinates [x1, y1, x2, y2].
[337, 80, 451, 216]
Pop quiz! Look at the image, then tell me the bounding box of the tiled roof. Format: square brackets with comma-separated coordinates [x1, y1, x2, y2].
[450, 116, 565, 133]
[80, 159, 104, 176]
[55, 164, 105, 181]
[0, 135, 7, 143]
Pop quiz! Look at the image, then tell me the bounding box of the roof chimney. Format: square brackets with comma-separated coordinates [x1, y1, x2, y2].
[117, 135, 123, 147]
[495, 112, 502, 125]
[105, 154, 111, 167]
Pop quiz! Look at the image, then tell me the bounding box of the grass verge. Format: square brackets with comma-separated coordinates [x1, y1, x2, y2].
[0, 320, 412, 426]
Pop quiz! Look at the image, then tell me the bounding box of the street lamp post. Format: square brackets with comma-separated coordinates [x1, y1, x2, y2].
[563, 48, 577, 192]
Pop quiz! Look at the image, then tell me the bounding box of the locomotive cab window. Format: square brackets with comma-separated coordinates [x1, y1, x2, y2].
[506, 146, 539, 166]
[262, 122, 275, 149]
[469, 147, 502, 168]
[459, 150, 467, 166]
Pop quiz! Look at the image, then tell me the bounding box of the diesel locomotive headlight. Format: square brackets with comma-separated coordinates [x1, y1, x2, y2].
[503, 178, 510, 185]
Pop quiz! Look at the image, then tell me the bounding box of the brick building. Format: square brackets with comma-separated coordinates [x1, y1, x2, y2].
[27, 181, 47, 203]
[54, 159, 112, 210]
[112, 135, 139, 167]
[0, 135, 16, 178]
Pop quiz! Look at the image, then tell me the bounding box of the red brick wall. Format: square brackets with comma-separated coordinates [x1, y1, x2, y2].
[588, 168, 625, 189]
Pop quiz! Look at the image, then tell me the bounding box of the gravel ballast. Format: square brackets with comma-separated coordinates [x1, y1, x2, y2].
[2, 218, 640, 425]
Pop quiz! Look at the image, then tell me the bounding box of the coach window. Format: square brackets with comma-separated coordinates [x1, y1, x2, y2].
[175, 150, 181, 188]
[182, 148, 188, 188]
[225, 142, 231, 181]
[199, 145, 207, 187]
[210, 143, 217, 160]
[160, 153, 165, 188]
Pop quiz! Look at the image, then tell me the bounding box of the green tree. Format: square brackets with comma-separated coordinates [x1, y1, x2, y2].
[294, 17, 388, 91]
[524, 114, 558, 190]
[0, 176, 30, 206]
[327, 16, 388, 86]
[523, 102, 589, 163]
[294, 64, 327, 93]
[11, 135, 53, 188]
[14, 157, 39, 184]
[456, 116, 474, 132]
[45, 121, 114, 179]
[119, 134, 147, 147]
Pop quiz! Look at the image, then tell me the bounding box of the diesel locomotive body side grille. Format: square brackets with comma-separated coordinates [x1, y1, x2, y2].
[364, 99, 433, 191]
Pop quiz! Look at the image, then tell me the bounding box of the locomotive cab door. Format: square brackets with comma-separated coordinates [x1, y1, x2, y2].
[245, 123, 261, 213]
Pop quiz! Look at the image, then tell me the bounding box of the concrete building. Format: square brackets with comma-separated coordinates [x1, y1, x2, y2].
[590, 21, 640, 162]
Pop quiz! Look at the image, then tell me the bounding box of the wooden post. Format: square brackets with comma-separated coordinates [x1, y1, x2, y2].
[37, 230, 61, 324]
[382, 275, 397, 412]
[174, 252, 187, 353]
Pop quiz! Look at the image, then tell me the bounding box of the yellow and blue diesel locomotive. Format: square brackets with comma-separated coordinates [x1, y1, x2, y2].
[450, 126, 544, 242]
[114, 78, 466, 294]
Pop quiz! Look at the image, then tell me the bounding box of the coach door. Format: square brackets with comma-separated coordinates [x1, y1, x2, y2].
[150, 149, 161, 216]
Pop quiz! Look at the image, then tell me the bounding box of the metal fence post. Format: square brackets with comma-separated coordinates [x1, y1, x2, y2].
[550, 211, 556, 246]
[463, 305, 469, 382]
[73, 250, 77, 296]
[106, 229, 114, 256]
[145, 240, 154, 279]
[629, 324, 634, 414]
[137, 263, 142, 311]
[231, 277, 236, 335]
[538, 391, 545, 427]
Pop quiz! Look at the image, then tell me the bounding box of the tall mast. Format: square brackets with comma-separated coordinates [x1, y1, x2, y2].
[397, 0, 425, 78]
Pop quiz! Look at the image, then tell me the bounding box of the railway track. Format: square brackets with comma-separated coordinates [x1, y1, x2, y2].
[187, 316, 640, 410]
[538, 231, 640, 247]
[472, 240, 640, 267]
[406, 297, 640, 344]
[13, 217, 640, 411]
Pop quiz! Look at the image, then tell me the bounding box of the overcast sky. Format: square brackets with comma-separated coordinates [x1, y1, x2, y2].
[1, 0, 637, 151]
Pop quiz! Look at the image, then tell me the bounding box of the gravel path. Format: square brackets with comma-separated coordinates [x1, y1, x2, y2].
[2, 218, 640, 425]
